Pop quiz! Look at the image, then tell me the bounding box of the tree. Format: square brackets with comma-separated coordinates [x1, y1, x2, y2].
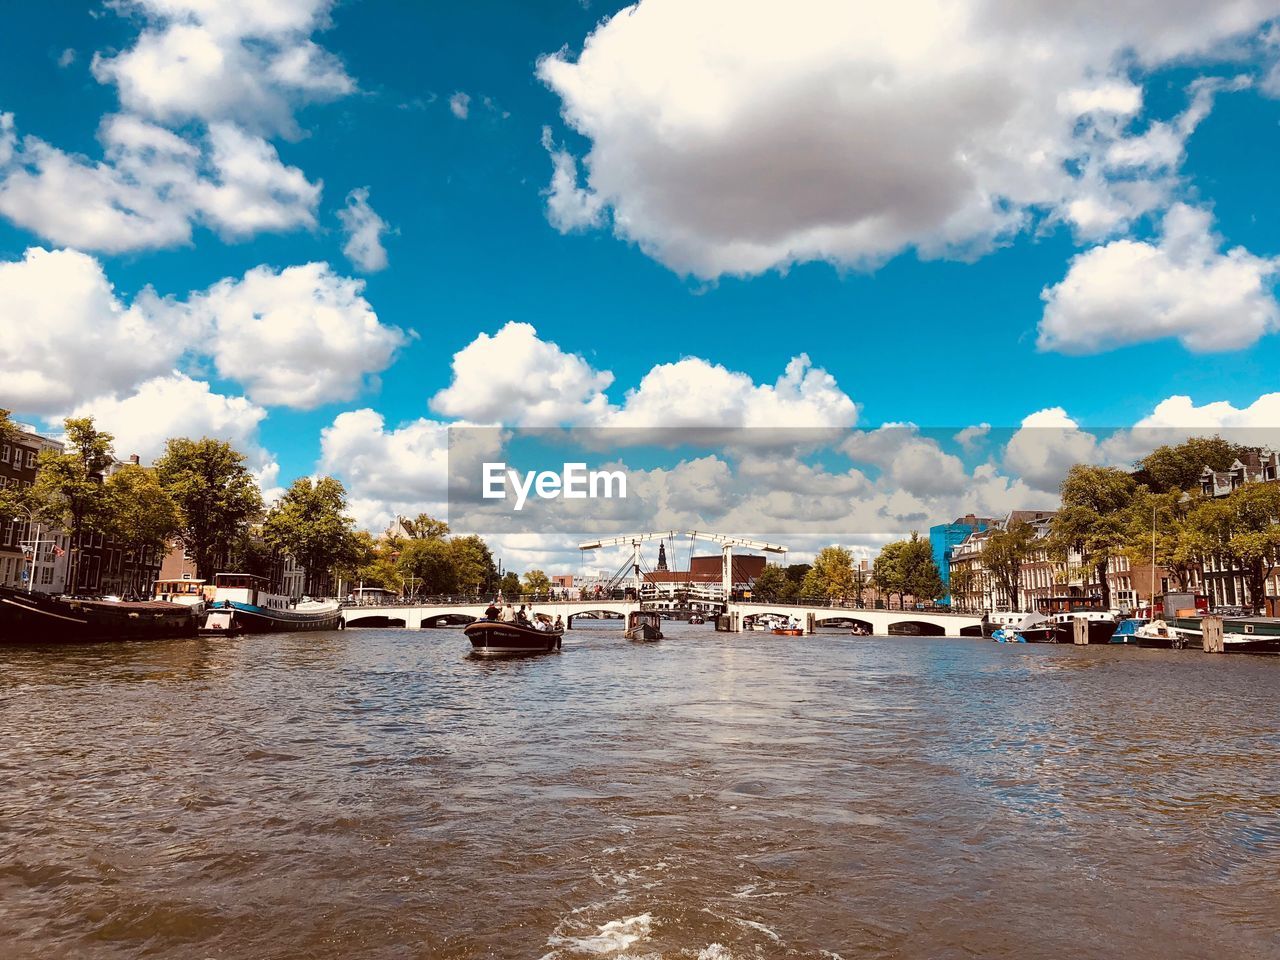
[32, 417, 116, 591]
[1182, 483, 1280, 613]
[397, 537, 458, 596]
[522, 568, 551, 596]
[155, 438, 264, 580]
[800, 546, 856, 601]
[751, 563, 791, 602]
[1123, 488, 1196, 593]
[103, 464, 180, 593]
[949, 563, 976, 612]
[898, 532, 945, 605]
[983, 521, 1035, 610]
[1135, 436, 1247, 494]
[1050, 465, 1137, 610]
[449, 535, 497, 596]
[499, 571, 522, 597]
[872, 541, 906, 608]
[401, 514, 450, 540]
[263, 477, 357, 596]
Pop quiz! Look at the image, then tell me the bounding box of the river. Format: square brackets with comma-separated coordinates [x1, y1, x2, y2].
[1, 622, 1278, 959]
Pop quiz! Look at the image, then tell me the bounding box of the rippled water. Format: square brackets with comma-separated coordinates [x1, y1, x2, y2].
[1, 622, 1278, 959]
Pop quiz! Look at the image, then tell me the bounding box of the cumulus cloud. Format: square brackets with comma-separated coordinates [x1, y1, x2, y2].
[338, 186, 391, 272]
[0, 112, 319, 253]
[0, 248, 407, 414]
[538, 0, 1276, 278]
[0, 248, 187, 413]
[449, 92, 471, 119]
[1003, 407, 1102, 493]
[1039, 204, 1280, 353]
[318, 408, 452, 531]
[181, 262, 410, 409]
[430, 321, 615, 425]
[68, 372, 273, 470]
[91, 0, 352, 134]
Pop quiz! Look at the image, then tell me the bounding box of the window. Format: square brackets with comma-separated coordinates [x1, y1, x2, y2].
[25, 450, 35, 468]
[41, 565, 53, 585]
[0, 444, 8, 463]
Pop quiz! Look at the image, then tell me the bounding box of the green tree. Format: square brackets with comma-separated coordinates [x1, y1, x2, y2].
[499, 571, 522, 597]
[103, 464, 181, 593]
[800, 546, 856, 601]
[1050, 465, 1137, 610]
[1123, 487, 1196, 593]
[449, 535, 497, 596]
[522, 568, 551, 596]
[872, 541, 906, 608]
[1182, 483, 1280, 613]
[751, 562, 791, 602]
[401, 514, 450, 540]
[32, 417, 116, 591]
[949, 563, 976, 612]
[397, 537, 458, 596]
[263, 477, 357, 596]
[1134, 436, 1247, 494]
[898, 532, 945, 605]
[983, 521, 1035, 610]
[155, 438, 264, 580]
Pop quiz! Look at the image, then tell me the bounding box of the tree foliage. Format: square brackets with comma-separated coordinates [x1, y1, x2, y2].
[32, 418, 116, 590]
[103, 464, 180, 583]
[1134, 436, 1247, 494]
[154, 437, 264, 580]
[263, 476, 358, 595]
[872, 533, 944, 606]
[751, 562, 792, 602]
[983, 520, 1035, 610]
[1050, 465, 1137, 609]
[801, 546, 856, 600]
[522, 568, 551, 596]
[1181, 482, 1280, 613]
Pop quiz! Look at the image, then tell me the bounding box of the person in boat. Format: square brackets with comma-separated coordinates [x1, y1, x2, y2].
[553, 615, 563, 632]
[516, 605, 530, 626]
[484, 600, 500, 621]
[500, 604, 516, 623]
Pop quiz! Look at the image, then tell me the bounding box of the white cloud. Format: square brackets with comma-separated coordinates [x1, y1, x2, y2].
[449, 92, 471, 119]
[1003, 407, 1102, 493]
[610, 354, 859, 431]
[338, 186, 390, 272]
[58, 48, 76, 68]
[843, 426, 969, 497]
[0, 248, 185, 413]
[540, 126, 605, 232]
[183, 262, 410, 409]
[68, 372, 272, 470]
[538, 0, 1276, 278]
[430, 321, 615, 425]
[91, 0, 352, 133]
[1039, 204, 1280, 354]
[0, 113, 319, 253]
[0, 248, 406, 414]
[318, 408, 451, 531]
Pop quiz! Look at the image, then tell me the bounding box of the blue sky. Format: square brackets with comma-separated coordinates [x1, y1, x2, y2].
[3, 1, 1280, 558]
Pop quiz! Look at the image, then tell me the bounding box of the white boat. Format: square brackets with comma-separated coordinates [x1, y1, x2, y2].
[201, 573, 342, 634]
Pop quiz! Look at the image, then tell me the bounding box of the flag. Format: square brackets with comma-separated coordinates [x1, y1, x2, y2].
[53, 545, 65, 557]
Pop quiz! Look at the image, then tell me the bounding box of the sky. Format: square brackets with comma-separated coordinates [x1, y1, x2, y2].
[4, 0, 1280, 572]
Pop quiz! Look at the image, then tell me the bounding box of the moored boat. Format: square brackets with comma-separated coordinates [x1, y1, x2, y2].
[624, 610, 663, 641]
[1050, 611, 1118, 644]
[0, 584, 198, 643]
[201, 573, 341, 634]
[1167, 615, 1280, 653]
[464, 619, 562, 655]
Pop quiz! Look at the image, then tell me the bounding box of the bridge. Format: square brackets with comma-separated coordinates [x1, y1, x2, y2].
[340, 598, 984, 637]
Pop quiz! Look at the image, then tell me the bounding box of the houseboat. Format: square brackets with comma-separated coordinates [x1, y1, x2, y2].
[624, 610, 663, 641]
[201, 573, 342, 634]
[0, 584, 198, 643]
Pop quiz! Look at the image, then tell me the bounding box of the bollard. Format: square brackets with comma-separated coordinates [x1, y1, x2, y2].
[1202, 615, 1224, 653]
[1073, 616, 1088, 646]
[807, 613, 816, 635]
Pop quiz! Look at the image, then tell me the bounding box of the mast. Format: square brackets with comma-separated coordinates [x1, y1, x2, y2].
[1150, 501, 1157, 617]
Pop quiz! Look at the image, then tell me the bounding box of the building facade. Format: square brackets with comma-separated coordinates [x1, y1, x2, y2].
[929, 514, 994, 604]
[0, 425, 69, 594]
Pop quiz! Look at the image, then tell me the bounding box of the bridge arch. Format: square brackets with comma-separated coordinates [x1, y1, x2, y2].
[344, 614, 407, 628]
[887, 619, 946, 637]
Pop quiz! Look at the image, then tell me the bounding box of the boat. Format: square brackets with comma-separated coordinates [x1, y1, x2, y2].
[991, 627, 1027, 643]
[1110, 617, 1146, 645]
[1049, 611, 1118, 644]
[1166, 615, 1280, 653]
[464, 618, 562, 655]
[688, 614, 706, 625]
[772, 627, 804, 636]
[0, 584, 198, 643]
[201, 573, 342, 634]
[152, 577, 208, 617]
[987, 611, 1052, 643]
[624, 610, 663, 641]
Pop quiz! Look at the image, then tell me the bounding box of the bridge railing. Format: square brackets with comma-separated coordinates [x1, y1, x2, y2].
[736, 597, 979, 617]
[339, 592, 636, 608]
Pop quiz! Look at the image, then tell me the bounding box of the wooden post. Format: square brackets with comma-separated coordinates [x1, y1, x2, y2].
[1202, 616, 1224, 654]
[1072, 616, 1088, 646]
[806, 612, 816, 635]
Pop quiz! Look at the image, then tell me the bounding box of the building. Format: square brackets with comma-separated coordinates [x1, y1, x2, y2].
[929, 514, 994, 604]
[640, 553, 767, 606]
[550, 574, 574, 590]
[1194, 450, 1280, 612]
[0, 424, 69, 594]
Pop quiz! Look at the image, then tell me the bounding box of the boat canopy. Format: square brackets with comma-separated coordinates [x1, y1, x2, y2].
[213, 573, 269, 589]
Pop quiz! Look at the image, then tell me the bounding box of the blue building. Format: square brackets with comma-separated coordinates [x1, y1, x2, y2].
[930, 515, 993, 605]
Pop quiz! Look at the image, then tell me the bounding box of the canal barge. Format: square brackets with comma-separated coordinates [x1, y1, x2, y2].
[464, 619, 562, 655]
[1167, 615, 1280, 653]
[0, 584, 198, 643]
[201, 573, 342, 634]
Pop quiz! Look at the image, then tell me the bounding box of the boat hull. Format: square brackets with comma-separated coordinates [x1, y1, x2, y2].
[464, 620, 562, 655]
[625, 624, 663, 641]
[1052, 619, 1118, 644]
[207, 600, 342, 633]
[771, 628, 804, 636]
[0, 586, 197, 643]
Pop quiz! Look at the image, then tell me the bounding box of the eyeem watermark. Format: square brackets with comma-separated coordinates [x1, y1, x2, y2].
[482, 462, 627, 511]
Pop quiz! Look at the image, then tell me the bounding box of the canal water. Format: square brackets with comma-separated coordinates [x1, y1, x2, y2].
[1, 622, 1278, 959]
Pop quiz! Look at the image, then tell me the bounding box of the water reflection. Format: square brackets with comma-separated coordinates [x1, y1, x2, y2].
[1, 625, 1278, 959]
